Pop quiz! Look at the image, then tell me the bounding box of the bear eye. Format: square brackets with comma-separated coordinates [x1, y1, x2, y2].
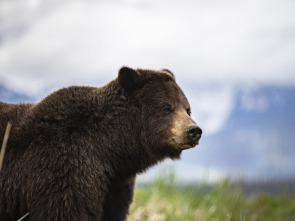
[163, 106, 173, 114]
[186, 108, 191, 116]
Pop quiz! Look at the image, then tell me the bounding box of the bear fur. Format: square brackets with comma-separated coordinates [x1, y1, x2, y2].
[0, 67, 202, 221]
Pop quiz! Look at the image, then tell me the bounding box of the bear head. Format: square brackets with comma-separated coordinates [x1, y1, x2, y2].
[118, 67, 202, 161]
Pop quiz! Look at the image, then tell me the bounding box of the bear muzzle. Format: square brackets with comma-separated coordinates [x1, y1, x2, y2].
[185, 125, 202, 147]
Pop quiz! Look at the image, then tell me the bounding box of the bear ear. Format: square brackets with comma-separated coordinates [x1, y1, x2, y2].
[161, 69, 175, 79]
[118, 66, 141, 92]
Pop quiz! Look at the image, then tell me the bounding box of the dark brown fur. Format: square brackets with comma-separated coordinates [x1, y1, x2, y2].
[0, 67, 200, 221]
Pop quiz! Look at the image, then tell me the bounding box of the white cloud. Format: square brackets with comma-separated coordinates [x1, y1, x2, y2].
[183, 84, 235, 135]
[0, 0, 295, 134]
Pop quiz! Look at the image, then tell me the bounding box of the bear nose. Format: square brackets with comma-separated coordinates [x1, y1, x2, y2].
[186, 125, 202, 144]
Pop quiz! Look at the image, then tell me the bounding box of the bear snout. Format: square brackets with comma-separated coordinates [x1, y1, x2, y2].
[186, 125, 202, 146]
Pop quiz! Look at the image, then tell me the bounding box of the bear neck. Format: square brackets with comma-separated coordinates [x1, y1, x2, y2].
[93, 81, 170, 179]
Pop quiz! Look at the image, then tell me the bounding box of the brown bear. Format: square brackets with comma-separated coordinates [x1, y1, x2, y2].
[0, 67, 202, 221]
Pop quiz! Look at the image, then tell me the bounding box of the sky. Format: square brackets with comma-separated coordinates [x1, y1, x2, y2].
[1, 0, 295, 182]
[1, 0, 294, 135]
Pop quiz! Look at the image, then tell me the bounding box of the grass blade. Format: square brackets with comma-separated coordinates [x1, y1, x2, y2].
[0, 122, 12, 171]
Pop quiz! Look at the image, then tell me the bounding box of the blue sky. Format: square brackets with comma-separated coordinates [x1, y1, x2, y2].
[1, 0, 295, 182]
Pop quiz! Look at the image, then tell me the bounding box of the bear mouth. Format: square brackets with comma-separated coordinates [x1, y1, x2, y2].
[181, 140, 199, 150]
[170, 137, 200, 150]
[181, 137, 201, 150]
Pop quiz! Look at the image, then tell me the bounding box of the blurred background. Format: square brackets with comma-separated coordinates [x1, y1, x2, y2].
[1, 0, 295, 184]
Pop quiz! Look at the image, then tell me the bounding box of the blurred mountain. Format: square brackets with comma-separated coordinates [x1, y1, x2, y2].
[1, 84, 295, 180]
[0, 84, 35, 103]
[184, 86, 295, 180]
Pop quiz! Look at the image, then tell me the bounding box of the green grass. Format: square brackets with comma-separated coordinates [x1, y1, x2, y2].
[127, 171, 295, 221]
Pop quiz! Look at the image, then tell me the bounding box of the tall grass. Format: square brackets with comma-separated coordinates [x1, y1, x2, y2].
[128, 170, 295, 221]
[0, 122, 11, 171]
